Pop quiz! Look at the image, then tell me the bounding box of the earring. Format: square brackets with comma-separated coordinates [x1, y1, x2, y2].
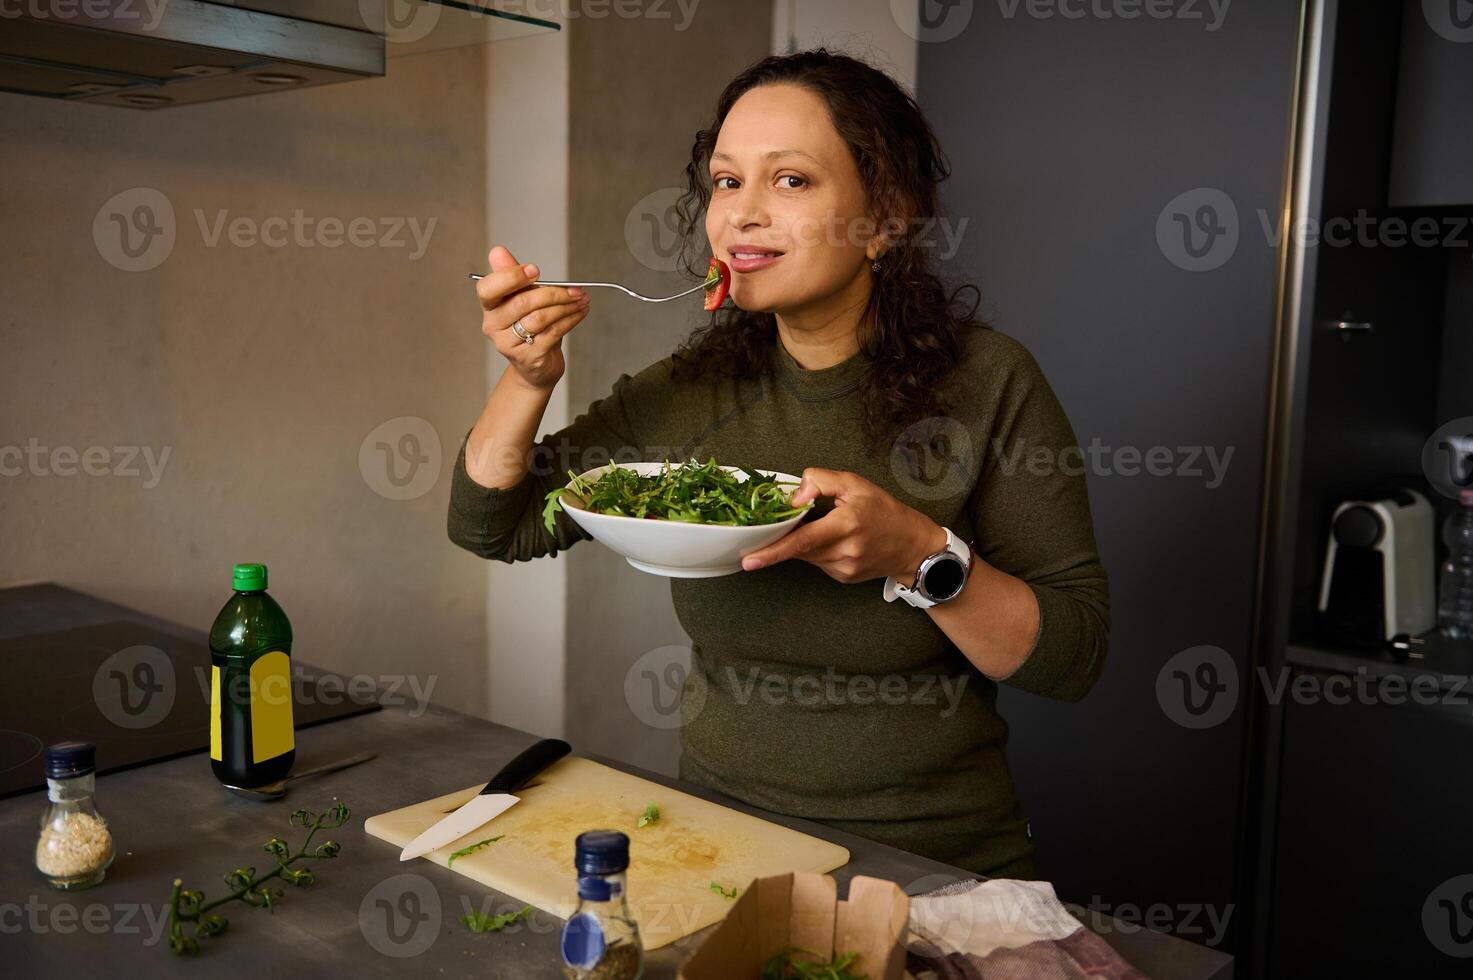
[872, 259, 882, 272]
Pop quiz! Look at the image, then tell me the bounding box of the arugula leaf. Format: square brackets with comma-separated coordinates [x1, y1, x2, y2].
[762, 946, 866, 979]
[543, 458, 810, 534]
[460, 905, 531, 934]
[447, 835, 504, 868]
[638, 803, 660, 829]
[541, 489, 566, 533]
[709, 881, 737, 899]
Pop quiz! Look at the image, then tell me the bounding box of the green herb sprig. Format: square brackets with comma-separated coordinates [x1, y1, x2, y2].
[461, 904, 532, 934]
[638, 803, 660, 829]
[709, 881, 737, 899]
[165, 803, 349, 956]
[543, 459, 810, 533]
[448, 834, 504, 867]
[761, 946, 867, 979]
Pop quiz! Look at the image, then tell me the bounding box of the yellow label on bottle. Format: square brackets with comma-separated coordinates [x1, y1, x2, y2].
[210, 665, 222, 761]
[249, 651, 295, 763]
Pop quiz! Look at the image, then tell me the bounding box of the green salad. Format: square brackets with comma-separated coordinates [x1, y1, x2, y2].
[542, 458, 809, 532]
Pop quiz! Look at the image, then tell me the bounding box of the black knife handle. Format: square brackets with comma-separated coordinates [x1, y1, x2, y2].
[480, 738, 571, 796]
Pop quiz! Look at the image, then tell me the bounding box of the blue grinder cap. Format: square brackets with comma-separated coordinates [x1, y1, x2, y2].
[574, 830, 629, 876]
[44, 741, 96, 779]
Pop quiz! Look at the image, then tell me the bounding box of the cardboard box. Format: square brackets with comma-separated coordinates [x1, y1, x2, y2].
[678, 872, 908, 979]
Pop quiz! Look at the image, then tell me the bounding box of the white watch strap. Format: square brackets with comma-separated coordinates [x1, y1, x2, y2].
[883, 528, 969, 608]
[883, 573, 934, 607]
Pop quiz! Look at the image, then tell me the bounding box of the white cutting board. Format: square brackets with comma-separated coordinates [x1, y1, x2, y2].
[364, 756, 850, 949]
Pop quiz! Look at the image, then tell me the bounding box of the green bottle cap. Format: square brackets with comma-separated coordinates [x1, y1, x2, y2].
[231, 563, 268, 592]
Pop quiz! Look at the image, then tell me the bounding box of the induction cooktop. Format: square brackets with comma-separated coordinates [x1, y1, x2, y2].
[0, 617, 379, 797]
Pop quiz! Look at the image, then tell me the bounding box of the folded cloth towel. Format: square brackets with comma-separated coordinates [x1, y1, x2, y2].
[905, 879, 1148, 980]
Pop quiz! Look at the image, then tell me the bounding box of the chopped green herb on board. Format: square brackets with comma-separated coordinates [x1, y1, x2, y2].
[761, 947, 866, 979]
[638, 803, 660, 829]
[460, 904, 531, 934]
[448, 835, 504, 867]
[709, 881, 738, 899]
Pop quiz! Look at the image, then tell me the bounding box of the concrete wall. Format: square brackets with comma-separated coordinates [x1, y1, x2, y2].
[0, 47, 492, 718]
[0, 1, 912, 757]
[561, 3, 774, 774]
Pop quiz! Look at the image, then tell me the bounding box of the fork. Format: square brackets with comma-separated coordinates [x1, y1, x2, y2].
[467, 273, 705, 304]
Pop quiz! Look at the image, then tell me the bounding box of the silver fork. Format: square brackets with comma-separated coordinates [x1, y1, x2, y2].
[467, 273, 705, 304]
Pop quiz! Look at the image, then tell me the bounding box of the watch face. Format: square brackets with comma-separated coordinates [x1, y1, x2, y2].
[921, 555, 966, 602]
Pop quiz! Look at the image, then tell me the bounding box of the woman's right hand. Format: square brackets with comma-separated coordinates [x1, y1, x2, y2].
[476, 244, 591, 391]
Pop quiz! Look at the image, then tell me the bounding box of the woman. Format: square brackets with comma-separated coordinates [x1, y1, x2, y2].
[449, 50, 1109, 879]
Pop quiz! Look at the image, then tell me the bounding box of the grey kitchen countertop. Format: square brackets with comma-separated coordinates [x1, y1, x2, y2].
[4, 701, 1232, 979]
[1, 585, 1231, 978]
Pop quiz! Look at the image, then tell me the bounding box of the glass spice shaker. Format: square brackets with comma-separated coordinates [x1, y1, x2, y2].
[35, 741, 114, 890]
[560, 830, 643, 979]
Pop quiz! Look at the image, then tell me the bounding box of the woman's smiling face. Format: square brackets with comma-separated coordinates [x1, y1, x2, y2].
[706, 83, 878, 316]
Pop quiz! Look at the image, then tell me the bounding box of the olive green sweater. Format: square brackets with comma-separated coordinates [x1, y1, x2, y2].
[447, 326, 1110, 877]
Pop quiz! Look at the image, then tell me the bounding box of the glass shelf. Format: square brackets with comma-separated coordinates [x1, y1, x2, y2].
[376, 1, 560, 59]
[1285, 631, 1473, 698]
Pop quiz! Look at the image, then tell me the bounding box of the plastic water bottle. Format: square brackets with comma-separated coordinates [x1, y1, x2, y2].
[1438, 490, 1473, 640]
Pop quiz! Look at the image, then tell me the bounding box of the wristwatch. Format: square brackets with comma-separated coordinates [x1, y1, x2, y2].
[883, 527, 972, 609]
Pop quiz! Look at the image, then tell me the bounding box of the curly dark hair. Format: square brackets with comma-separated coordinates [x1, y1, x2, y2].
[670, 48, 985, 450]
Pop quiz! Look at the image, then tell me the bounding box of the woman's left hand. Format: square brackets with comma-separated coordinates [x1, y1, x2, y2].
[740, 468, 947, 585]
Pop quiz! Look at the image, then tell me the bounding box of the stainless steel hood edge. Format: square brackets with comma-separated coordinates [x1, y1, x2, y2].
[0, 0, 386, 109]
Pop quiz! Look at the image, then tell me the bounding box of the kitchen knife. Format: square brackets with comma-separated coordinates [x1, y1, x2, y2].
[399, 738, 571, 861]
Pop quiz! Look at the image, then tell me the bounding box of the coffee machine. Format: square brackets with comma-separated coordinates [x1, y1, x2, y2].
[1317, 489, 1436, 645]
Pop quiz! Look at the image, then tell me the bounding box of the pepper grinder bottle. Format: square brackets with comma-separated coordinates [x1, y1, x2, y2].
[35, 741, 114, 890]
[208, 562, 296, 789]
[560, 830, 643, 979]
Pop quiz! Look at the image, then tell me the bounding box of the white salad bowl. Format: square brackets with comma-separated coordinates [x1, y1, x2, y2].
[553, 462, 807, 578]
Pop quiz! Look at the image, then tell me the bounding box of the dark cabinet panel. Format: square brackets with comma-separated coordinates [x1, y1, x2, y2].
[1389, 0, 1473, 207]
[1269, 674, 1473, 976]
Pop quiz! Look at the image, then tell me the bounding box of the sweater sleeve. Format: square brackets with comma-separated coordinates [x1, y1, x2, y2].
[447, 357, 675, 563]
[967, 336, 1111, 702]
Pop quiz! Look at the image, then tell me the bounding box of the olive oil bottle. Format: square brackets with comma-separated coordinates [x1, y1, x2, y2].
[208, 563, 295, 788]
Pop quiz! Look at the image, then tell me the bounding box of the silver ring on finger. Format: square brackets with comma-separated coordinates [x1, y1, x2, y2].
[511, 319, 534, 344]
